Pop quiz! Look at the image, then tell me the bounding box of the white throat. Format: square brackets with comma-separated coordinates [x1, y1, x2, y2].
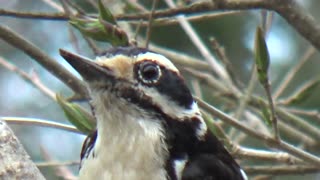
[79, 91, 168, 180]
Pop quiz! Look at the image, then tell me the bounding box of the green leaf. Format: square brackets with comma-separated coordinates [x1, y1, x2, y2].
[98, 0, 116, 24]
[254, 26, 270, 84]
[69, 1, 129, 46]
[70, 18, 106, 41]
[69, 17, 129, 46]
[56, 94, 95, 134]
[99, 18, 129, 46]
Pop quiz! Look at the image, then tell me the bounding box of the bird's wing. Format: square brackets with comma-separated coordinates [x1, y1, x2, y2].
[181, 131, 247, 180]
[181, 153, 246, 180]
[80, 130, 97, 168]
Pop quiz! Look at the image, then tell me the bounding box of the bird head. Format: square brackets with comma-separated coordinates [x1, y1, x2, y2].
[59, 47, 203, 127]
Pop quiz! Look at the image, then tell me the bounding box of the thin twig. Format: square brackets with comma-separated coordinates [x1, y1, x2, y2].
[1, 117, 82, 134]
[36, 161, 79, 167]
[64, 0, 87, 15]
[0, 9, 68, 20]
[244, 165, 320, 175]
[137, 11, 241, 27]
[2, 0, 320, 53]
[145, 0, 159, 48]
[164, 0, 233, 86]
[273, 46, 316, 99]
[0, 25, 88, 98]
[209, 37, 242, 88]
[250, 95, 320, 141]
[235, 146, 301, 164]
[196, 98, 320, 166]
[286, 109, 320, 123]
[150, 43, 212, 71]
[41, 0, 64, 12]
[184, 67, 320, 142]
[0, 56, 56, 100]
[229, 66, 258, 139]
[40, 146, 77, 180]
[0, 9, 240, 26]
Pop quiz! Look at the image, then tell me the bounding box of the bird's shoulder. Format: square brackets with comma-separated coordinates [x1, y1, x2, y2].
[182, 132, 246, 180]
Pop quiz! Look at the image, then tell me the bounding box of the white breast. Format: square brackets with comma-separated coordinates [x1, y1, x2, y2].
[79, 92, 168, 180]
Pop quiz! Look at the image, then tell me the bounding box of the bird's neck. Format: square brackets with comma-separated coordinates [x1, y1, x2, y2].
[92, 101, 168, 180]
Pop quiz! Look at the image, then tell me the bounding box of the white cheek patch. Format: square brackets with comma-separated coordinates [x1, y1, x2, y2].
[173, 157, 188, 180]
[138, 86, 208, 140]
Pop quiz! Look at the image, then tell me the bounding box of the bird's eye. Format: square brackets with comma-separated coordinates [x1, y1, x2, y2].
[138, 62, 161, 84]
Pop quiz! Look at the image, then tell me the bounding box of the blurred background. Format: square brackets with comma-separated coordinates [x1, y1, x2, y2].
[1, 0, 320, 179]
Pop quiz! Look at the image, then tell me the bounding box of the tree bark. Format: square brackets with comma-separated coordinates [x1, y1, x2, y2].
[0, 120, 45, 180]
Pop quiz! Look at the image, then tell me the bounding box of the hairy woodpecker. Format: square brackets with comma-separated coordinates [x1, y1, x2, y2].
[60, 47, 247, 180]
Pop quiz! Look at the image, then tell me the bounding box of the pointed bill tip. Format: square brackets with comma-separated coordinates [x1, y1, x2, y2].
[59, 49, 114, 82]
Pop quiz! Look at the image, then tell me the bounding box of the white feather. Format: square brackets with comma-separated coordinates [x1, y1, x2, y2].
[79, 90, 168, 180]
[173, 157, 188, 180]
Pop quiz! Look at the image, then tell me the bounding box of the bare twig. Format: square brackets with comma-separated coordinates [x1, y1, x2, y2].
[244, 165, 320, 175]
[229, 67, 258, 139]
[41, 0, 64, 12]
[0, 57, 56, 100]
[184, 67, 320, 142]
[150, 43, 211, 71]
[235, 146, 301, 164]
[164, 0, 233, 85]
[1, 117, 82, 134]
[2, 0, 320, 53]
[209, 37, 242, 88]
[286, 109, 320, 123]
[145, 0, 159, 48]
[138, 11, 241, 27]
[0, 25, 88, 98]
[40, 146, 77, 180]
[273, 46, 316, 100]
[0, 9, 68, 20]
[36, 161, 79, 167]
[196, 98, 320, 166]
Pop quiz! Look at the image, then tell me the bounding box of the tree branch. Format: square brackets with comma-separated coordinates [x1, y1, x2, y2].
[0, 120, 45, 179]
[0, 25, 88, 98]
[2, 0, 319, 51]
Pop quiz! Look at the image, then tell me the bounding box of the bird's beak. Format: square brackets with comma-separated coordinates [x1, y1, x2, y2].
[59, 49, 115, 82]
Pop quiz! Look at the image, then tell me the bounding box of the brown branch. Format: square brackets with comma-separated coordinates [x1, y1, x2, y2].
[2, 1, 319, 52]
[0, 120, 45, 179]
[0, 56, 56, 100]
[196, 98, 320, 166]
[2, 117, 82, 134]
[145, 0, 159, 48]
[0, 25, 88, 98]
[244, 165, 320, 175]
[120, 0, 320, 51]
[36, 161, 79, 167]
[0, 9, 68, 20]
[40, 146, 77, 180]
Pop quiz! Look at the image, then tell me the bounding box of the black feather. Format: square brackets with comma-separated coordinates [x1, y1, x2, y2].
[80, 130, 97, 168]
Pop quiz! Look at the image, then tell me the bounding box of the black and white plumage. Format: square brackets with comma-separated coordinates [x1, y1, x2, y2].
[60, 47, 247, 180]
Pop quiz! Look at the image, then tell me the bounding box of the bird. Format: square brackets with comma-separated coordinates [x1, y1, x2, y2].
[59, 46, 247, 180]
